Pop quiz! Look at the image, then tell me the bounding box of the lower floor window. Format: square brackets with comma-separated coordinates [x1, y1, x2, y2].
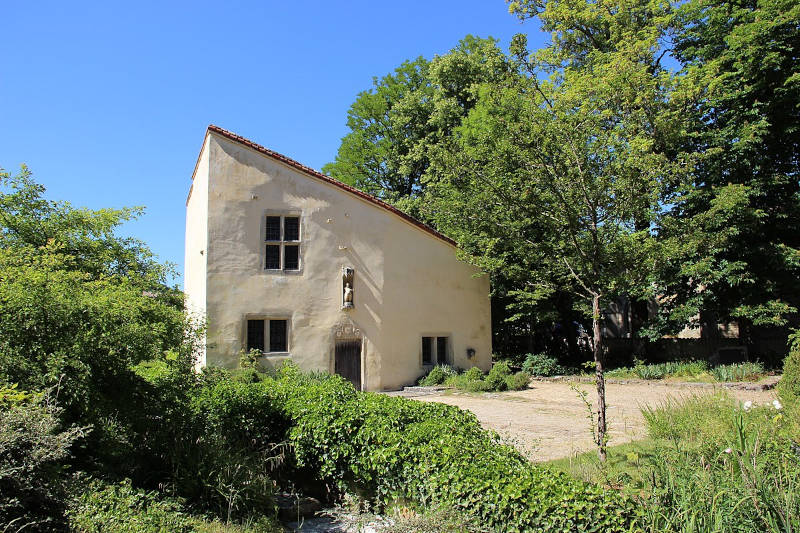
[247, 318, 288, 353]
[422, 336, 449, 365]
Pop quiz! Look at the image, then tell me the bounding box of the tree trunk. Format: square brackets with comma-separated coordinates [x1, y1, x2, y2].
[592, 294, 608, 462]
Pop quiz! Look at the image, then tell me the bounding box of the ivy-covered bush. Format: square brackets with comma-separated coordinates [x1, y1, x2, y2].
[68, 480, 198, 533]
[130, 361, 288, 523]
[268, 365, 638, 532]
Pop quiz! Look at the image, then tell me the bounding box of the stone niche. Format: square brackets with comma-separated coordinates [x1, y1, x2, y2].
[342, 266, 354, 309]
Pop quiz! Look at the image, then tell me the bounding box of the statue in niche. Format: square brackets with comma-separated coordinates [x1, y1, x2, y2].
[344, 283, 353, 307]
[342, 267, 354, 309]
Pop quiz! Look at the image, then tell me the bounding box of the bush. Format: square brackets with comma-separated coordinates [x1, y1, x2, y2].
[485, 361, 512, 391]
[131, 362, 287, 523]
[521, 353, 563, 376]
[0, 394, 88, 532]
[69, 480, 197, 533]
[418, 365, 458, 386]
[505, 371, 531, 391]
[779, 347, 800, 409]
[271, 365, 638, 532]
[444, 365, 529, 393]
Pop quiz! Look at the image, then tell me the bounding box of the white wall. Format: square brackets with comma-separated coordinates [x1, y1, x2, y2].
[191, 131, 491, 390]
[184, 137, 210, 367]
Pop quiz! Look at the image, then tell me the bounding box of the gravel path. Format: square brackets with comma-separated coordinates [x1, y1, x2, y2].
[404, 379, 779, 462]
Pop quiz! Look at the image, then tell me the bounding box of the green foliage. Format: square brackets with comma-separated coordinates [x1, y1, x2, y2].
[0, 382, 37, 409]
[641, 393, 800, 531]
[130, 361, 286, 524]
[323, 35, 514, 218]
[778, 345, 800, 410]
[642, 392, 741, 443]
[521, 353, 563, 376]
[0, 397, 88, 532]
[69, 480, 198, 533]
[69, 478, 284, 533]
[417, 364, 458, 386]
[504, 371, 531, 391]
[552, 391, 799, 530]
[603, 360, 767, 382]
[633, 360, 708, 380]
[0, 168, 194, 434]
[442, 364, 530, 392]
[711, 361, 765, 382]
[485, 360, 511, 391]
[271, 365, 637, 532]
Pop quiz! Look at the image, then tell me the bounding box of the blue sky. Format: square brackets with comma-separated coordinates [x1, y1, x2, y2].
[1, 1, 545, 285]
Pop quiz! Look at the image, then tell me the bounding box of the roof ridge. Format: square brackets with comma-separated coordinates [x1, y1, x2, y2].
[204, 124, 456, 247]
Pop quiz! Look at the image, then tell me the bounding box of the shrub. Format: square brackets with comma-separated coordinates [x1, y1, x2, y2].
[505, 371, 531, 391]
[778, 347, 800, 409]
[462, 366, 484, 382]
[0, 394, 88, 532]
[444, 366, 486, 390]
[68, 480, 197, 533]
[418, 365, 457, 386]
[271, 365, 638, 532]
[711, 361, 764, 382]
[521, 353, 562, 376]
[485, 361, 512, 391]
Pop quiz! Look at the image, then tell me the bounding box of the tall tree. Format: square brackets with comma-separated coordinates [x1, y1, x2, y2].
[0, 167, 191, 426]
[652, 0, 800, 344]
[425, 23, 683, 458]
[323, 36, 514, 218]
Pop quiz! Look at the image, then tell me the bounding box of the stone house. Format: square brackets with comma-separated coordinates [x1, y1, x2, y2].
[184, 125, 491, 391]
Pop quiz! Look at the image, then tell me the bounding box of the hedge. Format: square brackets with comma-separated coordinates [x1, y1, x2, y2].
[264, 365, 639, 532]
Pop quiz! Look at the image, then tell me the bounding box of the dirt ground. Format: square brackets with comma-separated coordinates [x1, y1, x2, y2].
[407, 379, 778, 462]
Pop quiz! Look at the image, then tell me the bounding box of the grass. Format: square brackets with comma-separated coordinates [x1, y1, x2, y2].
[546, 391, 800, 531]
[545, 439, 663, 492]
[600, 360, 767, 382]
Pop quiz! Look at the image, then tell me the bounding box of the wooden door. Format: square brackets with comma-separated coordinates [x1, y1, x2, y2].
[335, 339, 362, 390]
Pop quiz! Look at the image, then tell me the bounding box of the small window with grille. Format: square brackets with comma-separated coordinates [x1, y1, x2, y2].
[246, 318, 289, 353]
[264, 214, 301, 271]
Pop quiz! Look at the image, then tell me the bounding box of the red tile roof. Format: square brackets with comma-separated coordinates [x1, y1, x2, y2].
[196, 124, 456, 247]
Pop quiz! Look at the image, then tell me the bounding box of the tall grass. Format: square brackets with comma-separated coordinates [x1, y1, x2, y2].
[603, 360, 766, 382]
[711, 361, 765, 382]
[640, 392, 800, 531]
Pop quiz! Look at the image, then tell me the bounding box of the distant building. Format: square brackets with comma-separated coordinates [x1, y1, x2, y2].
[184, 125, 491, 390]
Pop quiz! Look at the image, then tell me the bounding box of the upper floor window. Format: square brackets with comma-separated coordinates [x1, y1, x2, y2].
[265, 215, 301, 271]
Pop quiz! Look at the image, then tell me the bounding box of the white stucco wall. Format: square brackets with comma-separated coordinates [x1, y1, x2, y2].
[187, 130, 491, 390]
[184, 137, 210, 367]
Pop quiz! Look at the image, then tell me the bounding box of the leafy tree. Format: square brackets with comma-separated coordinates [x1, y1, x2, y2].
[651, 0, 800, 342]
[0, 167, 195, 445]
[424, 16, 683, 458]
[509, 0, 800, 345]
[323, 36, 514, 218]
